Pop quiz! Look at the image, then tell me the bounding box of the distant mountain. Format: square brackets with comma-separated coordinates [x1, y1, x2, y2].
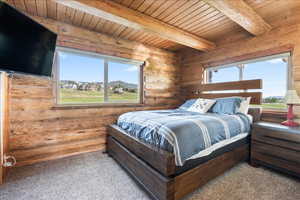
[60, 80, 103, 85]
[108, 80, 137, 89]
[60, 80, 137, 90]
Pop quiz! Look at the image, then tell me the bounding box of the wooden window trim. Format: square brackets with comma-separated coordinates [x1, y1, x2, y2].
[202, 44, 294, 68]
[53, 47, 144, 107]
[52, 103, 145, 110]
[260, 110, 287, 123]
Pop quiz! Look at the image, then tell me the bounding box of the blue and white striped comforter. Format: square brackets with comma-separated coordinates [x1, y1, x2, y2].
[117, 109, 251, 166]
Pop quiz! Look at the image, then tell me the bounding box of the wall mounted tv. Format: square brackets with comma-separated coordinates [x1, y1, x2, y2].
[0, 2, 57, 77]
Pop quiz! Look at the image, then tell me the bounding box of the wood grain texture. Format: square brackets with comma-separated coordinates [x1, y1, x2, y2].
[251, 122, 300, 177]
[3, 0, 299, 169]
[179, 5, 300, 120]
[182, 79, 262, 104]
[0, 73, 10, 184]
[196, 92, 262, 105]
[7, 17, 181, 167]
[7, 0, 299, 50]
[174, 144, 249, 200]
[193, 79, 262, 91]
[260, 111, 287, 123]
[201, 45, 294, 68]
[108, 136, 175, 200]
[252, 125, 300, 151]
[107, 126, 250, 200]
[55, 0, 215, 51]
[108, 125, 175, 176]
[203, 0, 271, 35]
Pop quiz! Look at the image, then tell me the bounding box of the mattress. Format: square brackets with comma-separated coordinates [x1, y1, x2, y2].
[175, 136, 250, 175]
[117, 109, 252, 166]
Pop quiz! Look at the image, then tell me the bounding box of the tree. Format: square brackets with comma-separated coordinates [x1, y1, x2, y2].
[264, 97, 279, 103]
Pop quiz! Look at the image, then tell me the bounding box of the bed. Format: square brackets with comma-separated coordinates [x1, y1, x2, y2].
[107, 80, 263, 200]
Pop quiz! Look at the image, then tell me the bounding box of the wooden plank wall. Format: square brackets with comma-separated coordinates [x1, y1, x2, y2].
[184, 79, 263, 104]
[179, 4, 300, 120]
[9, 16, 181, 167]
[0, 73, 10, 184]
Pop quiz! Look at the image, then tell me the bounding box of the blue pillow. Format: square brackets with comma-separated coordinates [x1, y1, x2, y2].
[179, 99, 197, 110]
[209, 97, 242, 114]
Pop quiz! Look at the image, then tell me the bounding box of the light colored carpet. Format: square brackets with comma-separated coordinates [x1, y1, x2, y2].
[0, 152, 299, 200]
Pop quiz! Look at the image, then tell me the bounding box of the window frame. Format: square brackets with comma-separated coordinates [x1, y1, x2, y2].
[204, 52, 292, 111]
[205, 53, 291, 86]
[206, 65, 243, 84]
[54, 47, 144, 107]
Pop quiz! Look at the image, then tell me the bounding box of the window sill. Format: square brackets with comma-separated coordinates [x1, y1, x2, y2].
[52, 103, 145, 110]
[262, 109, 287, 113]
[262, 110, 287, 116]
[261, 110, 287, 123]
[250, 106, 287, 113]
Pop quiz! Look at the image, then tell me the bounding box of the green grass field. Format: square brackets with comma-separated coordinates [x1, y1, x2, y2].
[252, 103, 286, 110]
[59, 88, 138, 104]
[60, 89, 287, 110]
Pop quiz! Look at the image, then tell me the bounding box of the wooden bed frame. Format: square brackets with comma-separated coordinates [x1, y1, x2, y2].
[107, 80, 263, 200]
[107, 125, 250, 200]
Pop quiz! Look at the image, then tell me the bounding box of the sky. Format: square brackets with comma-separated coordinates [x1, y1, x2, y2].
[59, 51, 139, 84]
[210, 58, 287, 98]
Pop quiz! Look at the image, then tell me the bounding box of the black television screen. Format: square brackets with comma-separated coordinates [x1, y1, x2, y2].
[0, 2, 57, 77]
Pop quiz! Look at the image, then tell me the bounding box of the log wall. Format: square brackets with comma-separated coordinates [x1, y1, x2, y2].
[179, 3, 300, 120]
[10, 2, 300, 166]
[9, 17, 181, 166]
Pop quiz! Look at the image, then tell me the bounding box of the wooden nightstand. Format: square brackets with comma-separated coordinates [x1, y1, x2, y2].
[251, 122, 300, 178]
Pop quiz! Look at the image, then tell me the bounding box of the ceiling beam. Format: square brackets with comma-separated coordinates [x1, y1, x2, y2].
[55, 0, 216, 51]
[203, 0, 272, 36]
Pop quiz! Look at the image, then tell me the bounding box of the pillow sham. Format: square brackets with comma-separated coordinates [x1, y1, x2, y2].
[179, 99, 197, 110]
[238, 97, 251, 114]
[187, 98, 216, 113]
[209, 97, 242, 115]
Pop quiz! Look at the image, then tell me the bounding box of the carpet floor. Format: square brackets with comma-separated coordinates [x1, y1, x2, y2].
[0, 152, 299, 200]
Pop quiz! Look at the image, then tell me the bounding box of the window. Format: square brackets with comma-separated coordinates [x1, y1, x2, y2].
[107, 61, 140, 103]
[205, 53, 291, 110]
[55, 47, 143, 105]
[208, 65, 240, 83]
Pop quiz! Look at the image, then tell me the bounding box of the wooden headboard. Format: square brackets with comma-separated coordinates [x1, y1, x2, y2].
[183, 79, 263, 104]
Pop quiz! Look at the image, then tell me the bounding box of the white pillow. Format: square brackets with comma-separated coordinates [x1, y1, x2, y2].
[238, 97, 251, 114]
[187, 98, 216, 113]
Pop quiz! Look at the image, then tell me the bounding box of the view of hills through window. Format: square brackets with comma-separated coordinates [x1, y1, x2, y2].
[207, 57, 288, 110]
[244, 58, 287, 110]
[58, 50, 288, 109]
[58, 50, 140, 104]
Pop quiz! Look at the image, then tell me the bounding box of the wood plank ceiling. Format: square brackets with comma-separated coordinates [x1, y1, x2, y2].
[8, 0, 277, 51]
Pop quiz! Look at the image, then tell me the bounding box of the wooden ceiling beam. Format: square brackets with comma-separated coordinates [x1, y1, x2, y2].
[55, 0, 216, 51]
[203, 0, 272, 36]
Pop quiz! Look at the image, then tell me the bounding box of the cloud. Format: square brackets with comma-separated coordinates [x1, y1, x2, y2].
[125, 66, 138, 72]
[267, 58, 283, 64]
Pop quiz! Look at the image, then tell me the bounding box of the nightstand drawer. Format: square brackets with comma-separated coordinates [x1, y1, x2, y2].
[252, 127, 300, 151]
[251, 122, 300, 177]
[251, 151, 300, 174]
[252, 141, 300, 164]
[252, 146, 300, 175]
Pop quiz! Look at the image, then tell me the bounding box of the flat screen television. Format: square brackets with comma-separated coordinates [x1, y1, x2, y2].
[0, 2, 57, 77]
